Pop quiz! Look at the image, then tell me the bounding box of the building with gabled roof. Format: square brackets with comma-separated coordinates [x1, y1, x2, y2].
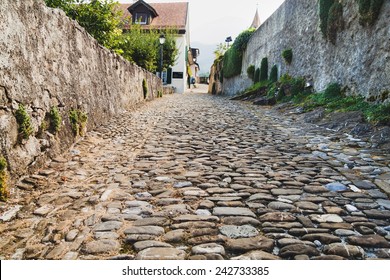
[119, 0, 199, 93]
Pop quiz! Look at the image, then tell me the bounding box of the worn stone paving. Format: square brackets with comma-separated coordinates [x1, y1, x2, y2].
[1, 88, 390, 260]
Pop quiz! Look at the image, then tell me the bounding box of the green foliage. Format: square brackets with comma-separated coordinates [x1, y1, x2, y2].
[69, 109, 88, 137]
[120, 27, 178, 72]
[260, 57, 268, 82]
[245, 80, 271, 94]
[0, 156, 8, 202]
[269, 65, 278, 83]
[319, 0, 335, 36]
[157, 91, 163, 98]
[142, 79, 148, 99]
[233, 28, 255, 53]
[49, 107, 62, 134]
[357, 0, 384, 26]
[282, 49, 293, 64]
[214, 43, 228, 61]
[0, 157, 6, 172]
[223, 46, 243, 79]
[254, 68, 260, 83]
[327, 2, 344, 44]
[44, 1, 179, 73]
[222, 28, 255, 79]
[15, 104, 33, 140]
[299, 83, 390, 125]
[276, 74, 305, 101]
[247, 65, 256, 81]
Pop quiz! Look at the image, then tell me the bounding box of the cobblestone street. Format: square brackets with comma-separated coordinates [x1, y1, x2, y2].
[1, 87, 390, 260]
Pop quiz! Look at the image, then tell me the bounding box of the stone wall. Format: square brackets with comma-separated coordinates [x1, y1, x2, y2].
[222, 0, 390, 99]
[0, 0, 163, 178]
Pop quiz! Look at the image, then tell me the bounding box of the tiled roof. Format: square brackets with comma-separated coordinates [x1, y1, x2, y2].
[119, 2, 189, 30]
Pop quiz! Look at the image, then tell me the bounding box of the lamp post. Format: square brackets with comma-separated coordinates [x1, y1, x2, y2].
[225, 36, 232, 48]
[159, 34, 166, 80]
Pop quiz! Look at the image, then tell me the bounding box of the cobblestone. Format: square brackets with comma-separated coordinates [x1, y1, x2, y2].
[0, 88, 389, 259]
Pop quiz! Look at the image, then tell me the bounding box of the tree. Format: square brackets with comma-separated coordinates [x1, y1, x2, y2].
[120, 26, 178, 72]
[44, 0, 179, 73]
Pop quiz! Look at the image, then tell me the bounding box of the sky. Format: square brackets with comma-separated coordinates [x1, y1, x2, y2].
[117, 0, 286, 74]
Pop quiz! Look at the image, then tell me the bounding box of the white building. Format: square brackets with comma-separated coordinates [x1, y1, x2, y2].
[120, 0, 199, 93]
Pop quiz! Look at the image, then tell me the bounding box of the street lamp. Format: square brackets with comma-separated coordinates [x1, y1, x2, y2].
[225, 36, 232, 48]
[159, 34, 166, 79]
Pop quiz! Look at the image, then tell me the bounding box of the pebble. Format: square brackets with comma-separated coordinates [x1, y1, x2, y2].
[135, 248, 186, 260]
[325, 183, 348, 192]
[213, 207, 256, 217]
[133, 241, 173, 251]
[219, 225, 259, 239]
[192, 243, 225, 255]
[83, 240, 120, 254]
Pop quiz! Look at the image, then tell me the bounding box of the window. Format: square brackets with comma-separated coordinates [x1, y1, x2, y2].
[135, 13, 148, 24]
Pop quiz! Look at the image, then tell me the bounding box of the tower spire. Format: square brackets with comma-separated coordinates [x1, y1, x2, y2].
[250, 5, 261, 29]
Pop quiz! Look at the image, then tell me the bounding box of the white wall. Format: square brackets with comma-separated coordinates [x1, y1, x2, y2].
[171, 35, 187, 93]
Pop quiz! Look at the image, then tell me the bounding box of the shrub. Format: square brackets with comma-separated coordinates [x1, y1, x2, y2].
[260, 57, 268, 82]
[327, 2, 344, 44]
[324, 83, 342, 98]
[223, 47, 242, 78]
[254, 68, 260, 83]
[49, 106, 62, 134]
[222, 28, 255, 79]
[282, 49, 293, 64]
[270, 65, 278, 83]
[142, 79, 148, 99]
[69, 109, 88, 137]
[15, 104, 33, 140]
[247, 65, 256, 81]
[277, 74, 305, 101]
[0, 156, 9, 201]
[319, 0, 335, 36]
[357, 0, 384, 26]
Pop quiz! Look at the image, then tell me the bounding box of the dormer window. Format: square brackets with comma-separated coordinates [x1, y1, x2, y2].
[135, 13, 148, 24]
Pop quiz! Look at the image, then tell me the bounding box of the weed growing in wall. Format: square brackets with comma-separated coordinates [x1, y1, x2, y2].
[15, 104, 33, 140]
[49, 106, 62, 134]
[260, 58, 269, 82]
[142, 79, 148, 99]
[357, 0, 384, 26]
[0, 156, 9, 201]
[282, 49, 293, 64]
[69, 109, 88, 137]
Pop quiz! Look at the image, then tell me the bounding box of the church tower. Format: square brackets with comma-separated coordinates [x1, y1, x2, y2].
[250, 6, 261, 29]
